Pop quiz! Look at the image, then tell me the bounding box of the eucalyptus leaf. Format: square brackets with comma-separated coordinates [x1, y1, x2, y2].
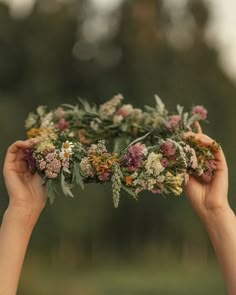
[46, 180, 58, 204]
[61, 172, 74, 198]
[121, 184, 138, 199]
[72, 162, 85, 190]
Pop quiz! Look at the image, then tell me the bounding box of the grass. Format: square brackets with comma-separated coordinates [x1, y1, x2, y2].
[18, 254, 226, 295]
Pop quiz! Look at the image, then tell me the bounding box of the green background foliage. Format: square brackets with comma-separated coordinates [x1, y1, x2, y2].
[0, 0, 235, 293]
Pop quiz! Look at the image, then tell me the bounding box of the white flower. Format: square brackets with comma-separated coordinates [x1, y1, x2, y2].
[157, 175, 165, 182]
[36, 105, 47, 117]
[98, 94, 123, 120]
[41, 112, 53, 128]
[147, 178, 156, 190]
[90, 121, 99, 131]
[80, 157, 95, 177]
[60, 141, 74, 160]
[145, 152, 164, 176]
[25, 112, 38, 129]
[113, 115, 123, 124]
[131, 172, 138, 179]
[68, 132, 75, 138]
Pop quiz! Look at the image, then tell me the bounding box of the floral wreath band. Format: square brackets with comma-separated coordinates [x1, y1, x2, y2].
[25, 94, 218, 207]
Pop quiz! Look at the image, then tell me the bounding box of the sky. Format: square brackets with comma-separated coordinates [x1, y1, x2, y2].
[1, 0, 236, 80]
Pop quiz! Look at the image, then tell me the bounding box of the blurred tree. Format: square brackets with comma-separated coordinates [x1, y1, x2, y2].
[0, 0, 236, 264]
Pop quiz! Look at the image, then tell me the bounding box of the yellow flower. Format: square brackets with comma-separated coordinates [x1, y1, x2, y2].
[27, 128, 42, 138]
[36, 140, 55, 154]
[165, 172, 184, 196]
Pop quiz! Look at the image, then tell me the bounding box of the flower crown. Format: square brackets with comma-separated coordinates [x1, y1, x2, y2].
[25, 94, 218, 207]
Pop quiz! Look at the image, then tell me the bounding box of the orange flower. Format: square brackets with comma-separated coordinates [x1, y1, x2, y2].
[125, 176, 133, 186]
[27, 128, 42, 138]
[89, 154, 119, 175]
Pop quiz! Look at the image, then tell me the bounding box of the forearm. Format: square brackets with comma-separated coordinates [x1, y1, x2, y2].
[0, 206, 39, 295]
[203, 206, 236, 295]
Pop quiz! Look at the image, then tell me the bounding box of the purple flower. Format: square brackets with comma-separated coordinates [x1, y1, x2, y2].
[161, 141, 176, 157]
[166, 115, 181, 131]
[124, 143, 147, 171]
[24, 149, 37, 173]
[192, 105, 208, 121]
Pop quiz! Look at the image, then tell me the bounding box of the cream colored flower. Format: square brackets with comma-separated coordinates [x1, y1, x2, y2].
[145, 152, 164, 176]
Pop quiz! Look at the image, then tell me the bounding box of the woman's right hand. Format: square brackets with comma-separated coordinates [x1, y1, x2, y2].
[185, 131, 229, 223]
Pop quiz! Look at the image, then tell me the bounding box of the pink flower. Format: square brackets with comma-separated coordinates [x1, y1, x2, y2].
[202, 171, 212, 183]
[62, 159, 70, 168]
[161, 141, 176, 157]
[166, 115, 181, 131]
[45, 158, 62, 176]
[55, 107, 66, 118]
[57, 118, 69, 130]
[152, 182, 164, 194]
[116, 104, 133, 118]
[207, 159, 217, 171]
[192, 105, 208, 121]
[161, 158, 169, 167]
[98, 171, 111, 181]
[45, 152, 55, 162]
[39, 160, 47, 170]
[128, 143, 147, 158]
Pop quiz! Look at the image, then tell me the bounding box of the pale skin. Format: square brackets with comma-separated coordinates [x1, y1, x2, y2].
[185, 131, 236, 295]
[0, 139, 47, 295]
[0, 133, 236, 295]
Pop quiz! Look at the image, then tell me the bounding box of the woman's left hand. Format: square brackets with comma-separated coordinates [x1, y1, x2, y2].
[3, 140, 47, 216]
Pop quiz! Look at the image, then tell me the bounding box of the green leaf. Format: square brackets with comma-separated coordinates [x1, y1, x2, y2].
[61, 172, 74, 198]
[126, 132, 151, 149]
[61, 103, 76, 109]
[72, 162, 85, 190]
[113, 136, 130, 153]
[121, 184, 138, 199]
[78, 98, 97, 114]
[46, 180, 58, 204]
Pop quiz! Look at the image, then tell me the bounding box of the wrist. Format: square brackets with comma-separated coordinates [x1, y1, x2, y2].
[4, 205, 42, 229]
[201, 205, 235, 232]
